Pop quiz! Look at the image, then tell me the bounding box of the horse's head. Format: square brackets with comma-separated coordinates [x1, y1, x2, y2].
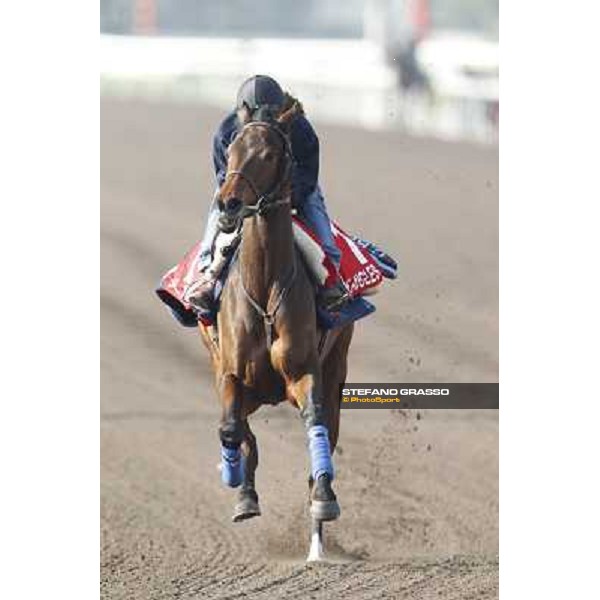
[217, 100, 301, 232]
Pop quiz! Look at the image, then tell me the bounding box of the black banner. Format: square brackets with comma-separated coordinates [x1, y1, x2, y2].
[339, 383, 499, 409]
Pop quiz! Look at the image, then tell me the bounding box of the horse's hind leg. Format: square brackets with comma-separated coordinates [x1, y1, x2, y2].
[321, 323, 354, 454]
[232, 419, 261, 522]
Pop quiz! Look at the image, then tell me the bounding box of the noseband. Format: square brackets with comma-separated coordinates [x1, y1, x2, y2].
[223, 120, 293, 220]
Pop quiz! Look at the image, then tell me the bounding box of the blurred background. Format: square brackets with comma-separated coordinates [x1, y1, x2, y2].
[100, 0, 498, 144]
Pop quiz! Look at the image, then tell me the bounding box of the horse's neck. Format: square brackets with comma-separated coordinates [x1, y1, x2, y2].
[239, 208, 295, 306]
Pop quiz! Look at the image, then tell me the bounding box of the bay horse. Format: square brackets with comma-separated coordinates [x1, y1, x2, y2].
[198, 100, 354, 559]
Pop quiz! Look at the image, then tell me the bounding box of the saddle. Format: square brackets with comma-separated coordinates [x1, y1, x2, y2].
[156, 219, 397, 330]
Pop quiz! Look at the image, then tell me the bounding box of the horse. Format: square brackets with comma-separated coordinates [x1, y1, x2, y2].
[198, 99, 354, 560]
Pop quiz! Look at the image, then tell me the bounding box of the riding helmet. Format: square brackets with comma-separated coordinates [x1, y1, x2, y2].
[236, 75, 285, 113]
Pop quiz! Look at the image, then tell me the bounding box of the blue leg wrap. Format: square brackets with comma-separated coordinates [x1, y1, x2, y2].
[220, 445, 245, 488]
[308, 425, 334, 481]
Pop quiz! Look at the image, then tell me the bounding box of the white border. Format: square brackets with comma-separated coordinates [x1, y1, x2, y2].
[501, 1, 600, 598]
[0, 3, 98, 599]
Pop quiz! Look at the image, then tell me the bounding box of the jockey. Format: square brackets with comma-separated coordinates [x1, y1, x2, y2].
[186, 74, 349, 313]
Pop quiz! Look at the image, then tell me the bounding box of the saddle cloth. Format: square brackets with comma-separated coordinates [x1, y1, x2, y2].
[156, 219, 397, 329]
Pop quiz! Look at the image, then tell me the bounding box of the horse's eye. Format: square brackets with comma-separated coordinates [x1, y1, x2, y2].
[264, 152, 275, 162]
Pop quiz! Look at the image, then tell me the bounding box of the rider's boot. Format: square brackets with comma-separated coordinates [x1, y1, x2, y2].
[185, 229, 240, 313]
[185, 270, 217, 313]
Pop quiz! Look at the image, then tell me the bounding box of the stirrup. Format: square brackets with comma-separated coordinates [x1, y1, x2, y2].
[319, 280, 350, 312]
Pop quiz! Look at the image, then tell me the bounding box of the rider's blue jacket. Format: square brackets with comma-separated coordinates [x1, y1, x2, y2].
[212, 110, 319, 207]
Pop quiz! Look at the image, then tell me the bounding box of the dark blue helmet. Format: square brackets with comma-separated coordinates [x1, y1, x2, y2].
[236, 75, 285, 113]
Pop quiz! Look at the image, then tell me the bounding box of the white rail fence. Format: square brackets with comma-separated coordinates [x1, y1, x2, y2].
[101, 34, 498, 144]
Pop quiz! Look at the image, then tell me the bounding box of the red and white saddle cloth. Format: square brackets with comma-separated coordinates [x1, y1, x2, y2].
[157, 219, 386, 326]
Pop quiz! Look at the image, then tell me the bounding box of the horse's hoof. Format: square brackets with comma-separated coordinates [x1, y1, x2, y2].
[309, 474, 340, 521]
[310, 499, 340, 522]
[232, 494, 261, 522]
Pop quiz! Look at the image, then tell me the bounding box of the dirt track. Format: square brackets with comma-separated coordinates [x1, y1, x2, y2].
[101, 98, 498, 599]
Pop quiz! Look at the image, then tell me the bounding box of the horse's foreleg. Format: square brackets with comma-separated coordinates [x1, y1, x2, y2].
[218, 374, 245, 488]
[232, 420, 261, 522]
[287, 369, 340, 522]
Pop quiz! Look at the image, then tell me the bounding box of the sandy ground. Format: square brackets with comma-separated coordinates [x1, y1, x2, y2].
[101, 98, 498, 599]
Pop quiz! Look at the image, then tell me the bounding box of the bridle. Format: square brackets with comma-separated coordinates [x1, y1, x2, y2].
[220, 119, 297, 349]
[220, 120, 293, 223]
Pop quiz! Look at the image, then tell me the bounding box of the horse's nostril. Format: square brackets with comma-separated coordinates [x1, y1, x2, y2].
[225, 198, 243, 214]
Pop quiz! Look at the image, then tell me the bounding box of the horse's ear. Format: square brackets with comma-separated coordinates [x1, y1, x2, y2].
[276, 95, 304, 131]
